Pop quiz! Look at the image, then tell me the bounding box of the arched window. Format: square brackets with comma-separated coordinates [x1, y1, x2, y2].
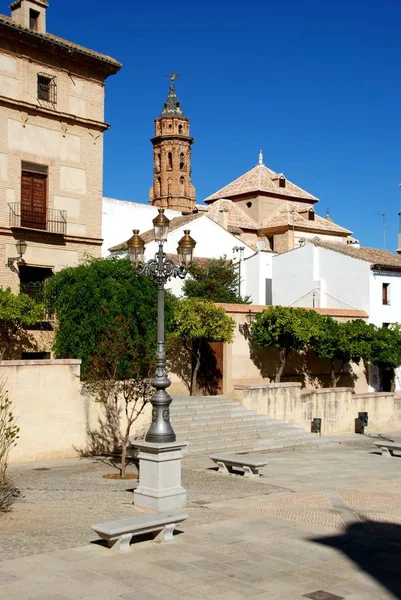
[308, 209, 315, 221]
[178, 124, 183, 134]
[179, 152, 185, 170]
[279, 177, 286, 188]
[180, 176, 185, 196]
[167, 152, 173, 170]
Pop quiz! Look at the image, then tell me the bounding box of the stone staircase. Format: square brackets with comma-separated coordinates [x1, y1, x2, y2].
[135, 395, 332, 456]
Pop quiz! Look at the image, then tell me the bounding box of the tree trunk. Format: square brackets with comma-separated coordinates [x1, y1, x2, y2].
[275, 348, 289, 383]
[120, 430, 129, 478]
[330, 362, 337, 387]
[190, 342, 201, 396]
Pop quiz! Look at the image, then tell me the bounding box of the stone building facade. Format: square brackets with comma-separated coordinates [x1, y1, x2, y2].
[149, 74, 196, 214]
[0, 0, 121, 295]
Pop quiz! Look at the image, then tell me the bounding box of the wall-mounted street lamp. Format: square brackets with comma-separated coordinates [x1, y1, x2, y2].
[128, 208, 196, 444]
[7, 239, 27, 273]
[246, 309, 256, 326]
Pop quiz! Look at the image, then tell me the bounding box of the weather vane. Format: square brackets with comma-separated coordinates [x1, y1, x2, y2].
[168, 73, 179, 83]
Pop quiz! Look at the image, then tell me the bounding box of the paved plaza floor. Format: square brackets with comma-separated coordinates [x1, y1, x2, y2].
[2, 433, 401, 599]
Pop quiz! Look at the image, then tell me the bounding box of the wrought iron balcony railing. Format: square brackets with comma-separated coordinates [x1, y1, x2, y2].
[8, 203, 67, 234]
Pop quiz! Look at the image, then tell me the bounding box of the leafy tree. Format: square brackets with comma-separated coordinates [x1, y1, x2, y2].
[369, 324, 401, 387]
[182, 256, 250, 303]
[173, 299, 235, 395]
[310, 317, 373, 387]
[45, 256, 174, 377]
[83, 315, 153, 477]
[250, 306, 322, 382]
[45, 257, 175, 476]
[0, 288, 44, 359]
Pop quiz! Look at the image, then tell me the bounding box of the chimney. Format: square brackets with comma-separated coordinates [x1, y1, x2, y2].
[10, 0, 49, 34]
[397, 212, 401, 255]
[219, 207, 228, 230]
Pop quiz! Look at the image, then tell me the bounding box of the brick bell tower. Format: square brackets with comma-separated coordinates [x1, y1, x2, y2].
[149, 74, 196, 214]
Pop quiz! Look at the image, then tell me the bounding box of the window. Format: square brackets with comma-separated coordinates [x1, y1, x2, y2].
[167, 152, 173, 170]
[246, 201, 252, 208]
[382, 283, 390, 305]
[279, 177, 286, 188]
[180, 176, 185, 196]
[308, 209, 315, 221]
[29, 9, 39, 30]
[21, 162, 48, 230]
[37, 73, 57, 104]
[178, 124, 183, 134]
[179, 152, 185, 170]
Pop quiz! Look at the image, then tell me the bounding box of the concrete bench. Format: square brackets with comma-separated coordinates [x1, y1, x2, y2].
[209, 453, 268, 478]
[92, 511, 187, 552]
[374, 442, 401, 457]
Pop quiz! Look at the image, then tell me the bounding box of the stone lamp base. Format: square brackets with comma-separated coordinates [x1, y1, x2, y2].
[132, 441, 188, 511]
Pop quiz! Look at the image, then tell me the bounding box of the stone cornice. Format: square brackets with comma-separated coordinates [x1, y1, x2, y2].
[0, 94, 109, 131]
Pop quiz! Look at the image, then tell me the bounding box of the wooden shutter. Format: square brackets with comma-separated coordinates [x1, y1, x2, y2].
[21, 171, 47, 230]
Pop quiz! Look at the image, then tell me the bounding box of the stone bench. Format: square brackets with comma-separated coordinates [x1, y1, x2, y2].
[209, 453, 268, 478]
[92, 511, 187, 552]
[374, 442, 401, 457]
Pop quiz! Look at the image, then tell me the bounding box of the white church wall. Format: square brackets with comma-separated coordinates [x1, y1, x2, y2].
[272, 244, 315, 307]
[243, 252, 274, 304]
[102, 198, 180, 257]
[145, 216, 255, 298]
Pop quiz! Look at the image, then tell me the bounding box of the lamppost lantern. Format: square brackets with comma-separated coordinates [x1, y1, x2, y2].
[246, 309, 255, 326]
[130, 212, 196, 444]
[127, 229, 145, 265]
[177, 230, 196, 267]
[16, 239, 27, 258]
[152, 208, 170, 242]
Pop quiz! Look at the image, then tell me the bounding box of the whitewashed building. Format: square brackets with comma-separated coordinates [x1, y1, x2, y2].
[272, 240, 401, 390]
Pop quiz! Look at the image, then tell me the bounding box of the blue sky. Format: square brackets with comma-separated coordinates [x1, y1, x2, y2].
[42, 1, 401, 249]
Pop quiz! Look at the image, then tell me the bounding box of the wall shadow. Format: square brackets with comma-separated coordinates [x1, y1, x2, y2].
[311, 520, 401, 598]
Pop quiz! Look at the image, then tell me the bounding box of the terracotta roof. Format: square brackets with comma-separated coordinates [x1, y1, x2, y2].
[204, 162, 318, 203]
[0, 14, 122, 70]
[206, 199, 258, 231]
[109, 213, 203, 253]
[215, 303, 368, 319]
[314, 241, 401, 269]
[260, 203, 352, 235]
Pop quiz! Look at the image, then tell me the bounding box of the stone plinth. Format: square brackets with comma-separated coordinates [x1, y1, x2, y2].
[133, 441, 187, 511]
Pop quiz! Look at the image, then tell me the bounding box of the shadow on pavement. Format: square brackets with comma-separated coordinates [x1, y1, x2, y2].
[311, 520, 401, 599]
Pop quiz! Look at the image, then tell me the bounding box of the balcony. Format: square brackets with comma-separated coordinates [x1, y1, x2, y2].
[8, 203, 67, 235]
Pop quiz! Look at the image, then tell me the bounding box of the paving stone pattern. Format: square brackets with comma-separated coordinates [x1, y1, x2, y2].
[2, 436, 401, 599]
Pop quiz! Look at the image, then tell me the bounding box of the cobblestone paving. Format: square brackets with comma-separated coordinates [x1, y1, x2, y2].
[0, 458, 286, 561]
[2, 437, 401, 598]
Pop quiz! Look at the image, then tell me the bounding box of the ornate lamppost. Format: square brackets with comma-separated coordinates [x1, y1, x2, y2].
[128, 208, 196, 444]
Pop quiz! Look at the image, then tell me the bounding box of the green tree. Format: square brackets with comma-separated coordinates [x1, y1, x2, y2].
[173, 299, 235, 395]
[0, 288, 44, 359]
[182, 256, 250, 303]
[369, 324, 401, 389]
[310, 317, 373, 387]
[45, 256, 174, 377]
[250, 306, 322, 382]
[45, 257, 175, 476]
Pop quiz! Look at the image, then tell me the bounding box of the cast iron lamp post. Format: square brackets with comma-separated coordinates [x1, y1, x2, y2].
[127, 208, 196, 444]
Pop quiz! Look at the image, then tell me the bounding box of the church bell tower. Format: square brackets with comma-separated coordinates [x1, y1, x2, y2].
[149, 74, 196, 214]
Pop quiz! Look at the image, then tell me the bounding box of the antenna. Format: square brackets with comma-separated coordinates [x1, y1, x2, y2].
[375, 213, 386, 249]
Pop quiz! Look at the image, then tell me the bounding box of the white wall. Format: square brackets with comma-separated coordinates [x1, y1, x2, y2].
[318, 247, 370, 310]
[102, 198, 180, 257]
[369, 271, 401, 327]
[243, 251, 274, 304]
[273, 244, 315, 306]
[145, 216, 255, 298]
[273, 243, 370, 310]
